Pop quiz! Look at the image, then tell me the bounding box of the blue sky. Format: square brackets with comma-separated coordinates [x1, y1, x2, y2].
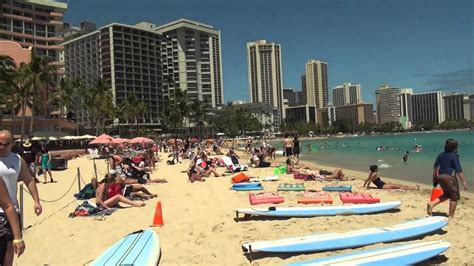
[64, 0, 474, 104]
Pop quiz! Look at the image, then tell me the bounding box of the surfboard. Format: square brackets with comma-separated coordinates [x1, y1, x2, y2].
[91, 229, 160, 266]
[241, 216, 448, 253]
[286, 240, 450, 265]
[235, 201, 400, 217]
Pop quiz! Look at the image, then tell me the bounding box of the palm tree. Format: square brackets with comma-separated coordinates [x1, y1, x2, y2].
[48, 78, 76, 132]
[82, 79, 115, 135]
[0, 55, 16, 130]
[27, 55, 57, 135]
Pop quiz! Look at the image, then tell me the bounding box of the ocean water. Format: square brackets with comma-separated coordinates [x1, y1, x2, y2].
[296, 130, 474, 188]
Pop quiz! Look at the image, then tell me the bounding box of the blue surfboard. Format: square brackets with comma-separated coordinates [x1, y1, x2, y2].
[242, 216, 448, 253]
[92, 229, 160, 266]
[287, 240, 450, 265]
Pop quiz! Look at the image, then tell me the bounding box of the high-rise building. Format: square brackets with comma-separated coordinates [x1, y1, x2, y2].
[283, 88, 303, 106]
[64, 22, 164, 127]
[155, 19, 224, 109]
[285, 105, 317, 124]
[399, 88, 413, 128]
[305, 60, 328, 109]
[247, 40, 284, 122]
[466, 95, 474, 121]
[0, 0, 67, 65]
[411, 91, 445, 125]
[444, 93, 470, 121]
[301, 75, 307, 104]
[335, 103, 375, 125]
[332, 82, 361, 107]
[375, 84, 401, 124]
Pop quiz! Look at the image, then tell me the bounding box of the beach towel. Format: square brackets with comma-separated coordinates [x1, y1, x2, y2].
[277, 183, 305, 191]
[69, 201, 116, 218]
[273, 165, 287, 175]
[249, 176, 279, 182]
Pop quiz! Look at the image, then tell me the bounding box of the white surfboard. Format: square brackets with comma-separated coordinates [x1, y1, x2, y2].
[287, 240, 450, 265]
[91, 229, 160, 266]
[242, 216, 448, 253]
[235, 201, 401, 217]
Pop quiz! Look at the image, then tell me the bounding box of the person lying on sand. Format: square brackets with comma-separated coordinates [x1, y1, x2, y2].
[285, 159, 349, 181]
[92, 171, 158, 199]
[364, 165, 419, 190]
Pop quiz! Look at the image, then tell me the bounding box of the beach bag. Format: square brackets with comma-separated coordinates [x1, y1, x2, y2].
[74, 183, 96, 200]
[232, 172, 249, 183]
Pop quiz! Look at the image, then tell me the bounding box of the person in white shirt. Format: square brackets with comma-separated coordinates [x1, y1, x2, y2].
[0, 130, 42, 265]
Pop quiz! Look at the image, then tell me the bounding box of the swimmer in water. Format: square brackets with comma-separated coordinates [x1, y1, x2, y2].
[403, 151, 409, 162]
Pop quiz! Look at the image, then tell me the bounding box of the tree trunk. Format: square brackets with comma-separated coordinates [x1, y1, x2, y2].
[29, 98, 34, 136]
[20, 100, 26, 140]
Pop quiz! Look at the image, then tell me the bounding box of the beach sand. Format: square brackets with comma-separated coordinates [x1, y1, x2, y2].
[16, 151, 474, 265]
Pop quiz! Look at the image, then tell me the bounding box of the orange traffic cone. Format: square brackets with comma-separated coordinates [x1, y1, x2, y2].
[430, 187, 444, 201]
[151, 201, 164, 227]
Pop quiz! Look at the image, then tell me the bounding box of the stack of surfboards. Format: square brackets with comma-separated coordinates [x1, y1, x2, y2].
[241, 216, 449, 265]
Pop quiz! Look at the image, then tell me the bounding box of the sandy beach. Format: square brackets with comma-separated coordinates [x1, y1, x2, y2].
[16, 151, 474, 265]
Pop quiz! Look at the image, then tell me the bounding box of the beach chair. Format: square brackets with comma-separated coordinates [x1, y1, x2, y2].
[297, 192, 333, 204]
[340, 192, 380, 204]
[222, 156, 247, 172]
[249, 192, 285, 205]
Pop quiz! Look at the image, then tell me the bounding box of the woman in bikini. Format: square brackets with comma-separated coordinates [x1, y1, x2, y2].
[364, 165, 419, 190]
[285, 159, 347, 181]
[95, 172, 146, 210]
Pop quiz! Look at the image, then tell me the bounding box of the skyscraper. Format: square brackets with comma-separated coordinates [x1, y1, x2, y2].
[375, 84, 401, 124]
[305, 60, 328, 109]
[155, 19, 224, 109]
[443, 93, 470, 121]
[64, 22, 164, 127]
[399, 88, 413, 128]
[0, 0, 67, 66]
[412, 91, 445, 125]
[332, 82, 362, 107]
[247, 40, 284, 121]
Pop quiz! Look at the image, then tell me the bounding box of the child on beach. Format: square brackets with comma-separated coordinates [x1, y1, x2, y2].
[427, 138, 468, 220]
[364, 165, 419, 190]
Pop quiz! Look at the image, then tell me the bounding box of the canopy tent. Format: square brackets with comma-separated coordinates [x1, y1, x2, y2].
[61, 136, 78, 140]
[31, 136, 46, 141]
[130, 137, 154, 144]
[31, 131, 68, 138]
[89, 134, 114, 145]
[78, 134, 96, 139]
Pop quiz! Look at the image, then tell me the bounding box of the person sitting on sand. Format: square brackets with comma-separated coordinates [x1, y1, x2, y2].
[195, 153, 220, 177]
[364, 165, 419, 190]
[250, 149, 271, 168]
[187, 157, 206, 183]
[226, 147, 241, 165]
[92, 171, 158, 200]
[213, 145, 224, 155]
[95, 171, 146, 209]
[285, 159, 347, 181]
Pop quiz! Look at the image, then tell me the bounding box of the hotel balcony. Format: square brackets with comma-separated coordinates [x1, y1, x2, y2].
[0, 29, 63, 42]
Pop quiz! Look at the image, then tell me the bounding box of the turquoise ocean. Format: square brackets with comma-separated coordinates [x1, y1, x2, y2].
[295, 130, 473, 188]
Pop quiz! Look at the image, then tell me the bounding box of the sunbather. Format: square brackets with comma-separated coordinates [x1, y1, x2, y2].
[285, 159, 348, 181]
[364, 165, 419, 190]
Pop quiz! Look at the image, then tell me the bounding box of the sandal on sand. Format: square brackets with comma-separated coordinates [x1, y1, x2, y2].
[426, 203, 432, 216]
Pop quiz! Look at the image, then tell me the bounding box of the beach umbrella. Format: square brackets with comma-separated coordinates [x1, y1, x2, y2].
[130, 137, 154, 144]
[89, 133, 114, 144]
[61, 136, 76, 140]
[49, 136, 58, 141]
[206, 139, 216, 144]
[112, 138, 131, 144]
[167, 139, 176, 144]
[190, 137, 199, 143]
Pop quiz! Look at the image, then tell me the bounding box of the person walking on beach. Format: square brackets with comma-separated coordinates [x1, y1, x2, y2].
[0, 130, 42, 266]
[427, 139, 468, 220]
[283, 134, 293, 159]
[18, 140, 40, 183]
[0, 177, 25, 264]
[39, 146, 54, 183]
[293, 136, 301, 165]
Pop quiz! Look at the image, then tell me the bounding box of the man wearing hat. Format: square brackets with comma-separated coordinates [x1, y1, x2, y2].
[18, 140, 40, 183]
